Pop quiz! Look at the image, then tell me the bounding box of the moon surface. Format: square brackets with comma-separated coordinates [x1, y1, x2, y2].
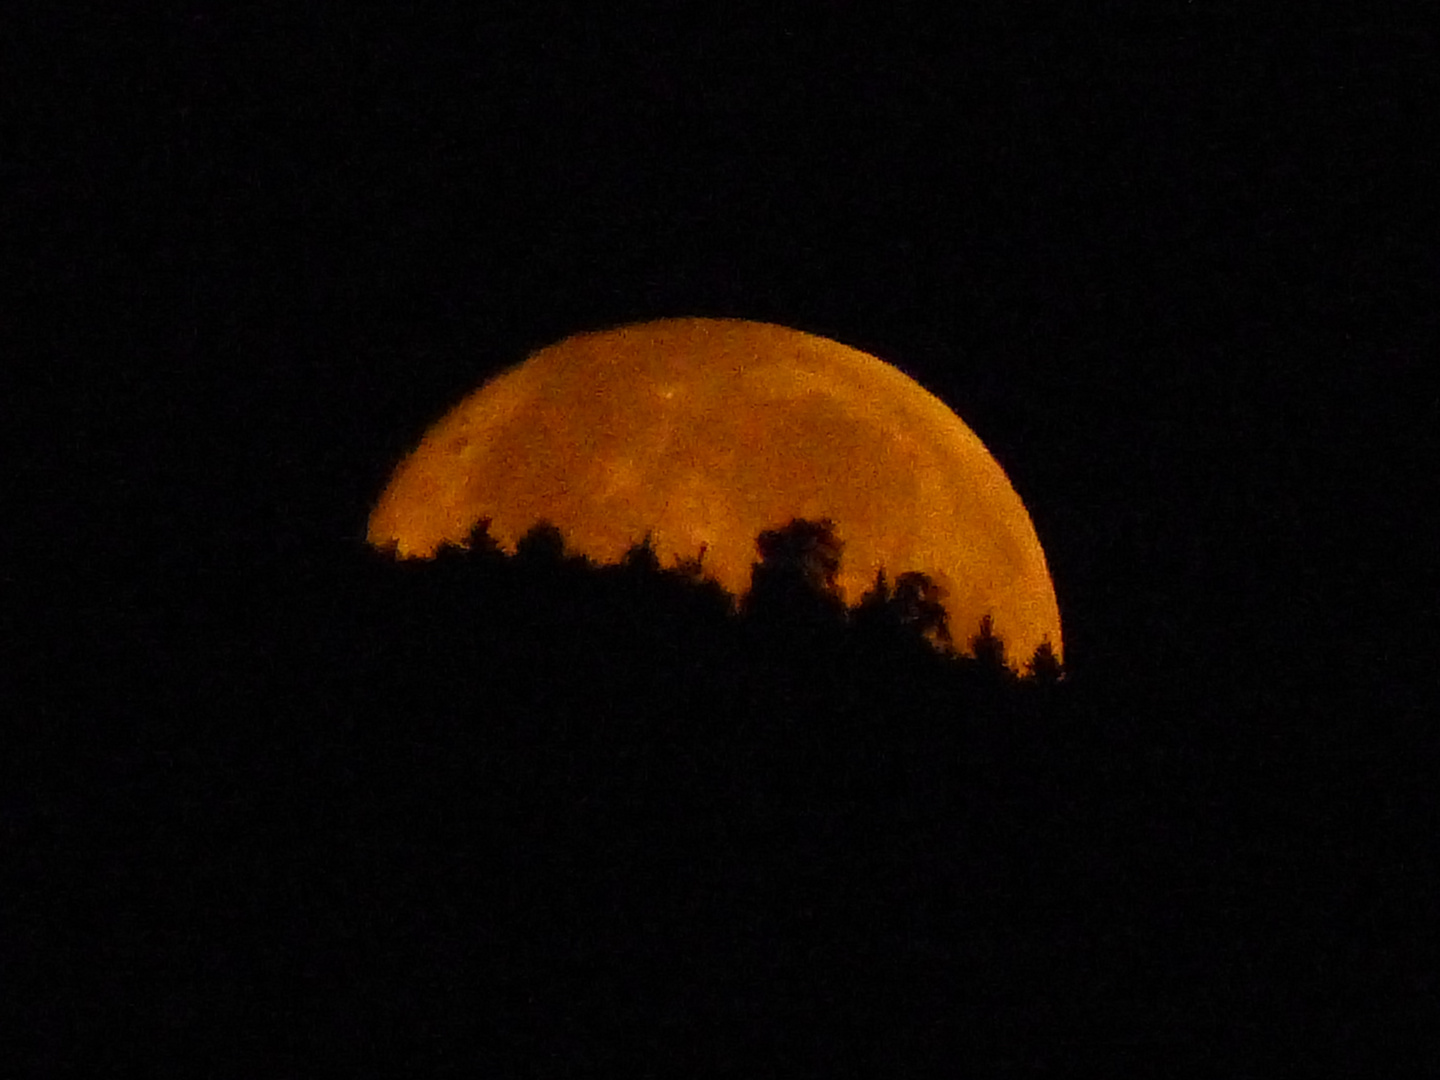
[368, 318, 1061, 667]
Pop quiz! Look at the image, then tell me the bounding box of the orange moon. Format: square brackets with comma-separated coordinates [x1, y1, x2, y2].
[368, 318, 1061, 667]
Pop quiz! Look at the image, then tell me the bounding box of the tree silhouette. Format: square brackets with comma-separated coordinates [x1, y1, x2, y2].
[852, 567, 952, 652]
[507, 520, 587, 645]
[618, 531, 664, 576]
[968, 612, 1011, 679]
[1025, 639, 1064, 684]
[145, 507, 1108, 1077]
[670, 542, 710, 582]
[851, 567, 894, 623]
[513, 519, 568, 564]
[756, 517, 843, 591]
[462, 516, 505, 562]
[740, 517, 848, 632]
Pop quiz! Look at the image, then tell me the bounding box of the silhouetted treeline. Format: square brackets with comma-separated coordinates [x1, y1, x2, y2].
[363, 514, 1062, 698]
[286, 517, 1115, 1068]
[43, 517, 1413, 1074]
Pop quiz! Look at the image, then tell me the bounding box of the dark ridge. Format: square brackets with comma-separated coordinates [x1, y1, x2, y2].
[30, 515, 1395, 1073]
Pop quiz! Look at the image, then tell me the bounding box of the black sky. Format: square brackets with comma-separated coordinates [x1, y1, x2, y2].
[11, 10, 1434, 760]
[7, 7, 1439, 1072]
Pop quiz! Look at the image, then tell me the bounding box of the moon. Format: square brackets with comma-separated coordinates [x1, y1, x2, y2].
[368, 318, 1061, 667]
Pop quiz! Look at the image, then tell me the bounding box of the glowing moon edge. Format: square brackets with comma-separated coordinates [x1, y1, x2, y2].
[367, 318, 1061, 669]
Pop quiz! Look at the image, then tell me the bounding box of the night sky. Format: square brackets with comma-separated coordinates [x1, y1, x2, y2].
[9, 7, 1436, 1072]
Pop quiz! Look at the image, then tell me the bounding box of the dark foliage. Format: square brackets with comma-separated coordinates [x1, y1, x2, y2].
[512, 519, 570, 566]
[45, 517, 1416, 1075]
[968, 611, 1006, 669]
[852, 566, 954, 654]
[1026, 638, 1064, 684]
[739, 517, 849, 635]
